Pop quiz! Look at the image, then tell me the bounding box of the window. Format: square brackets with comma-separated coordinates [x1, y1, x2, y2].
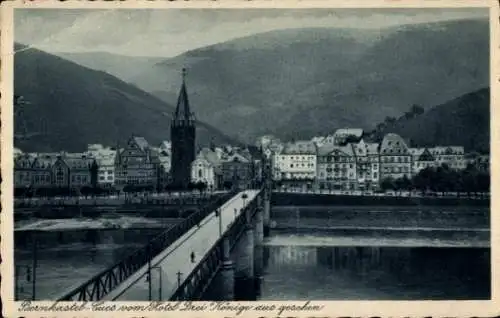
[56, 166, 65, 184]
[290, 164, 294, 168]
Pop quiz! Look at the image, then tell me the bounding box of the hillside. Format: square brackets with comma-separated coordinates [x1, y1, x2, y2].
[55, 52, 164, 84]
[13, 43, 239, 153]
[368, 88, 490, 153]
[126, 19, 488, 142]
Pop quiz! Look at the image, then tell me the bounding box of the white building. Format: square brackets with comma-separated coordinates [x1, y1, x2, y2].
[14, 147, 23, 159]
[158, 141, 171, 156]
[351, 139, 380, 189]
[275, 141, 317, 181]
[190, 148, 222, 190]
[96, 155, 116, 187]
[191, 157, 215, 189]
[311, 136, 327, 148]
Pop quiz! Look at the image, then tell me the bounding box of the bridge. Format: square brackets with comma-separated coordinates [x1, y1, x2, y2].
[57, 185, 272, 301]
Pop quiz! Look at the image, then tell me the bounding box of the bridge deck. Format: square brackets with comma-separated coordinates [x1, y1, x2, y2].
[102, 190, 260, 301]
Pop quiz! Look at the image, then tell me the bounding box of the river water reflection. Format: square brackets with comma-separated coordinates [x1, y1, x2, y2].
[258, 234, 490, 300]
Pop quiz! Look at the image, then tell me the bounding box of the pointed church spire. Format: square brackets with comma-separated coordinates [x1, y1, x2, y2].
[174, 67, 193, 121]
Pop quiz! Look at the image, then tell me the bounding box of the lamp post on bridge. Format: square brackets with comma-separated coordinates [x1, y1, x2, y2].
[145, 266, 163, 301]
[242, 193, 248, 209]
[177, 271, 183, 288]
[216, 208, 222, 238]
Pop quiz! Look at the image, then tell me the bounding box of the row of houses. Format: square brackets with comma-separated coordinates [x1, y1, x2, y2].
[261, 131, 489, 191]
[14, 136, 261, 192]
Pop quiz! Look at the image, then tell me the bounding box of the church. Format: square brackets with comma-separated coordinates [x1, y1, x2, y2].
[170, 68, 196, 189]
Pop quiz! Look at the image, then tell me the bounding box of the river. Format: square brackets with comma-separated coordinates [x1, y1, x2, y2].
[14, 205, 490, 300]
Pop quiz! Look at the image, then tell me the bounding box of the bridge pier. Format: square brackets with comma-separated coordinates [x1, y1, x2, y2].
[220, 236, 235, 300]
[233, 208, 255, 300]
[253, 207, 264, 296]
[263, 190, 271, 237]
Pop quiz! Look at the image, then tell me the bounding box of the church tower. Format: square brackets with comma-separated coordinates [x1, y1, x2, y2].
[171, 68, 196, 189]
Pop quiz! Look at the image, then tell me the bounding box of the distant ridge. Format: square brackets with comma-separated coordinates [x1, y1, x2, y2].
[13, 43, 240, 152]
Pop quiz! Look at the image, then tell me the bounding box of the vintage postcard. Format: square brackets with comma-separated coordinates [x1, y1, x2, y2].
[1, 0, 499, 317]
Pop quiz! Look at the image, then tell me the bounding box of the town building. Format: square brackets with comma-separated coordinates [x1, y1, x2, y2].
[221, 152, 253, 190]
[351, 139, 380, 190]
[96, 156, 116, 188]
[274, 141, 317, 190]
[170, 68, 196, 189]
[66, 156, 98, 188]
[14, 147, 23, 159]
[31, 155, 57, 189]
[474, 154, 490, 172]
[317, 144, 356, 191]
[114, 136, 159, 188]
[14, 154, 36, 188]
[191, 154, 216, 190]
[429, 146, 466, 170]
[325, 128, 364, 146]
[379, 133, 412, 180]
[311, 136, 327, 148]
[409, 148, 436, 175]
[50, 155, 97, 189]
[159, 141, 172, 156]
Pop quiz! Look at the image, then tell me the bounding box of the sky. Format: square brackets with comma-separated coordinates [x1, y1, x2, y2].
[14, 8, 488, 58]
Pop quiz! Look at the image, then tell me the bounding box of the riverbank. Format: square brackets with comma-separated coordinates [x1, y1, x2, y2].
[14, 218, 182, 249]
[271, 192, 490, 207]
[15, 205, 200, 220]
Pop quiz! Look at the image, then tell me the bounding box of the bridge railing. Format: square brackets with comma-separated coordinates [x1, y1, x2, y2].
[57, 190, 238, 301]
[169, 188, 262, 300]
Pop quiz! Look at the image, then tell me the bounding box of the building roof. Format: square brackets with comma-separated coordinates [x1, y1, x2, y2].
[14, 155, 35, 169]
[281, 141, 317, 155]
[224, 152, 251, 163]
[199, 147, 221, 166]
[334, 128, 364, 138]
[318, 144, 353, 157]
[352, 139, 379, 156]
[380, 133, 409, 155]
[63, 157, 96, 170]
[32, 155, 57, 169]
[96, 156, 115, 167]
[132, 136, 150, 152]
[429, 146, 465, 155]
[409, 148, 426, 156]
[174, 68, 194, 121]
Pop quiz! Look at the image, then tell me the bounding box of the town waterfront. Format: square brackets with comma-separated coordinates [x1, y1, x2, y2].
[15, 205, 490, 300]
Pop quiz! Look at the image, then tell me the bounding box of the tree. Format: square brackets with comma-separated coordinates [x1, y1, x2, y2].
[410, 104, 425, 116]
[380, 177, 395, 192]
[384, 116, 396, 125]
[80, 186, 93, 199]
[403, 111, 414, 120]
[476, 171, 490, 197]
[462, 164, 479, 197]
[400, 175, 412, 193]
